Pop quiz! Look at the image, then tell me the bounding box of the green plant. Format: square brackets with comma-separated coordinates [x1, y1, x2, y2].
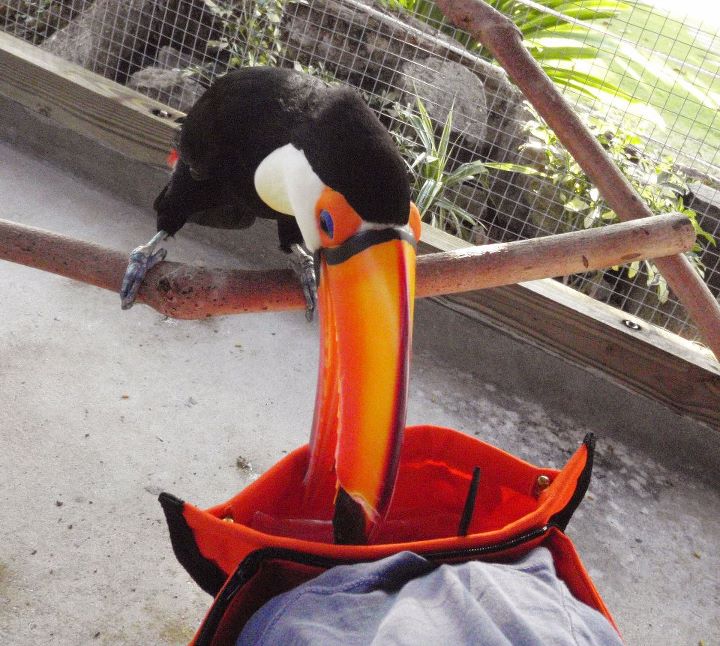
[381, 0, 453, 33]
[1, 0, 75, 46]
[380, 0, 636, 102]
[193, 1, 341, 85]
[495, 105, 715, 303]
[382, 0, 720, 154]
[195, 0, 285, 80]
[394, 98, 490, 240]
[483, 1, 638, 101]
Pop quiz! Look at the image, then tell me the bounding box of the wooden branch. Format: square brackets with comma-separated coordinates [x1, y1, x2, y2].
[0, 213, 694, 319]
[432, 0, 720, 362]
[415, 213, 694, 297]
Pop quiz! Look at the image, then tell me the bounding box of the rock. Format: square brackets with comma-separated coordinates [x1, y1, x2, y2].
[128, 66, 205, 112]
[155, 0, 227, 67]
[154, 45, 195, 70]
[39, 2, 95, 69]
[42, 0, 162, 82]
[281, 0, 525, 160]
[446, 182, 494, 242]
[41, 0, 224, 84]
[398, 58, 487, 149]
[282, 0, 403, 89]
[127, 45, 206, 111]
[422, 181, 492, 241]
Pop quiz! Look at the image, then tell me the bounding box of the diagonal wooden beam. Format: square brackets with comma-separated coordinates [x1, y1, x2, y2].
[432, 0, 720, 362]
[0, 213, 695, 320]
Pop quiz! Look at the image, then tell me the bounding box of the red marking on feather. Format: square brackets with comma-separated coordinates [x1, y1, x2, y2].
[166, 148, 179, 170]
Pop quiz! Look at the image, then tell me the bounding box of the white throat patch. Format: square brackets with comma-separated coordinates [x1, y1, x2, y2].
[254, 144, 325, 252]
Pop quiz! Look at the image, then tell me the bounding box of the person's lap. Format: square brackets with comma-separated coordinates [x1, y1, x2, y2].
[237, 547, 623, 645]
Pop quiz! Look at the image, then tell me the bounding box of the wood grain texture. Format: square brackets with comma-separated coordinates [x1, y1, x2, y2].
[441, 282, 720, 428]
[417, 213, 695, 297]
[0, 213, 695, 317]
[0, 31, 178, 166]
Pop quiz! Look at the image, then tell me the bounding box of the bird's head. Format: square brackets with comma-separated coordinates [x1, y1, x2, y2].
[253, 90, 421, 543]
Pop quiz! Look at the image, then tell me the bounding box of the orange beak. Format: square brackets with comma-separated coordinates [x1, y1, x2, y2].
[308, 227, 417, 544]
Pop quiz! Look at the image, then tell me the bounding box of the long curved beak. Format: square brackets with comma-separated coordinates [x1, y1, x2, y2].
[303, 259, 340, 514]
[315, 228, 417, 544]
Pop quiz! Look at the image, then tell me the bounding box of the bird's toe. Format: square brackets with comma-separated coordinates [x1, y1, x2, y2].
[120, 268, 143, 309]
[301, 274, 317, 322]
[146, 247, 167, 270]
[289, 244, 317, 322]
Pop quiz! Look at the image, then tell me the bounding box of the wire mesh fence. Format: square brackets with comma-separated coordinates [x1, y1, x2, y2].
[1, 0, 718, 343]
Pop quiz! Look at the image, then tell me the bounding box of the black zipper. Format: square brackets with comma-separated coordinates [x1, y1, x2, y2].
[424, 525, 550, 560]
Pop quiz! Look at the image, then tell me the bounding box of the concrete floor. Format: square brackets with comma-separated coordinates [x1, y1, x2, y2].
[0, 139, 719, 645]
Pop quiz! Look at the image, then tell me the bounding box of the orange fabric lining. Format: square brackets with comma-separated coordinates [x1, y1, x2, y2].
[179, 425, 587, 573]
[164, 426, 617, 643]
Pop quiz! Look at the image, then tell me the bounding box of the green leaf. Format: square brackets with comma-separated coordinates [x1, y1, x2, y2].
[415, 98, 435, 141]
[484, 162, 547, 177]
[645, 261, 658, 286]
[564, 197, 589, 212]
[541, 68, 637, 102]
[444, 160, 489, 186]
[583, 207, 602, 228]
[530, 45, 600, 61]
[206, 39, 230, 50]
[407, 100, 435, 155]
[690, 217, 717, 246]
[436, 106, 454, 172]
[435, 197, 479, 226]
[416, 179, 443, 214]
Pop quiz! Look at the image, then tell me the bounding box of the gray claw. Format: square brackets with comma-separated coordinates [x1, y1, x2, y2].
[290, 244, 317, 322]
[120, 232, 168, 310]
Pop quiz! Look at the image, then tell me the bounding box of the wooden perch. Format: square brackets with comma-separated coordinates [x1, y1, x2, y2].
[433, 0, 720, 364]
[0, 213, 695, 320]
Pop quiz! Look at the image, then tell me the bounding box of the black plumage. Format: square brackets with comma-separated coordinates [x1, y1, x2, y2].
[155, 66, 410, 251]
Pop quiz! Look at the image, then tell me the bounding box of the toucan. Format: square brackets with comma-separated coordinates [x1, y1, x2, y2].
[120, 66, 412, 318]
[121, 66, 422, 543]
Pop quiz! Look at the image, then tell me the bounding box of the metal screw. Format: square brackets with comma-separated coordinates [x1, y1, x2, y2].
[151, 108, 172, 119]
[622, 319, 642, 331]
[537, 474, 551, 490]
[534, 474, 552, 497]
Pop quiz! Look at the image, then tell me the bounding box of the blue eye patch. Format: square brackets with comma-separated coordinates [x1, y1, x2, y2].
[320, 210, 334, 239]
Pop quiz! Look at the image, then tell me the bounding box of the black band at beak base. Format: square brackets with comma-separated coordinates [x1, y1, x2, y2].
[323, 228, 417, 266]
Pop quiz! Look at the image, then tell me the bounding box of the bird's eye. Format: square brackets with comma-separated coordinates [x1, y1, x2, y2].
[315, 188, 362, 247]
[319, 210, 334, 239]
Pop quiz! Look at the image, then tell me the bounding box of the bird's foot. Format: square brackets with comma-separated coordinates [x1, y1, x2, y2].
[120, 231, 168, 310]
[289, 243, 317, 322]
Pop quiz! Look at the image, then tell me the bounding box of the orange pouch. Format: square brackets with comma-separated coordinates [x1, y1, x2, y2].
[159, 426, 619, 645]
